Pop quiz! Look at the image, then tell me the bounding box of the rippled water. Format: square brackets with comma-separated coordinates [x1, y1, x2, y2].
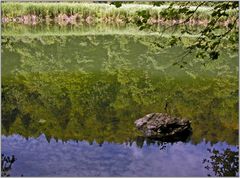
[1, 24, 239, 176]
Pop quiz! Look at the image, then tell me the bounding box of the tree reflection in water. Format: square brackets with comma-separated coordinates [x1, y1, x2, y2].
[203, 147, 239, 176]
[1, 154, 16, 177]
[1, 28, 238, 176]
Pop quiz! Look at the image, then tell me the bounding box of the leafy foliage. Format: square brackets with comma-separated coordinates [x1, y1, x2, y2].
[135, 1, 238, 62]
[203, 147, 239, 176]
[1, 154, 16, 177]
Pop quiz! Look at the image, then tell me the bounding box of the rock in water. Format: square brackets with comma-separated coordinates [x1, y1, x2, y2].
[134, 113, 192, 141]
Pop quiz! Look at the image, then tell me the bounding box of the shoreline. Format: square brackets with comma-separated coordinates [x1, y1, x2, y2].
[2, 14, 236, 27]
[2, 2, 238, 26]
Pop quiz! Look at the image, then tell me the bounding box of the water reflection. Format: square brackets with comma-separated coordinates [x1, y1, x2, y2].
[1, 134, 238, 176]
[2, 72, 238, 145]
[2, 35, 238, 145]
[1, 154, 17, 177]
[1, 26, 239, 176]
[203, 146, 239, 177]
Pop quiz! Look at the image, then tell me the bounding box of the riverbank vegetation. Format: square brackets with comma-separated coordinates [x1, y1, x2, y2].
[2, 2, 238, 25]
[2, 1, 238, 62]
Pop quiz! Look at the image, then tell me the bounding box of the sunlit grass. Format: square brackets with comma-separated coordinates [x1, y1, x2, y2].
[2, 2, 237, 22]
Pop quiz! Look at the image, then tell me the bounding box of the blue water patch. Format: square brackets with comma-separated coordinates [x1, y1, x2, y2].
[2, 134, 238, 176]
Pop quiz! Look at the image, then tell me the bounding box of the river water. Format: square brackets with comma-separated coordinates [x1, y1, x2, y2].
[1, 23, 239, 176]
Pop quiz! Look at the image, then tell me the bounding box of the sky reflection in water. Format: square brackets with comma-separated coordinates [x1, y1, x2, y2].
[1, 134, 238, 176]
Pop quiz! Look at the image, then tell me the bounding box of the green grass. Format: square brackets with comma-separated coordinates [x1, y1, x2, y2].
[2, 2, 237, 22]
[2, 3, 133, 19]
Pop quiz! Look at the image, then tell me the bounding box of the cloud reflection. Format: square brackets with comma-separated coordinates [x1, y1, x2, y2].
[1, 134, 238, 176]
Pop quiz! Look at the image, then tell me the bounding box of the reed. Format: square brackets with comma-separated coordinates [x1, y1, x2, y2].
[3, 2, 236, 23]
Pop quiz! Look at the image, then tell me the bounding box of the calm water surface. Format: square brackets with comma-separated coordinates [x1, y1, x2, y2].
[1, 24, 239, 176]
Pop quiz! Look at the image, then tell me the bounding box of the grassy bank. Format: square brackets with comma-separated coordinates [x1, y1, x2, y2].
[2, 2, 238, 24]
